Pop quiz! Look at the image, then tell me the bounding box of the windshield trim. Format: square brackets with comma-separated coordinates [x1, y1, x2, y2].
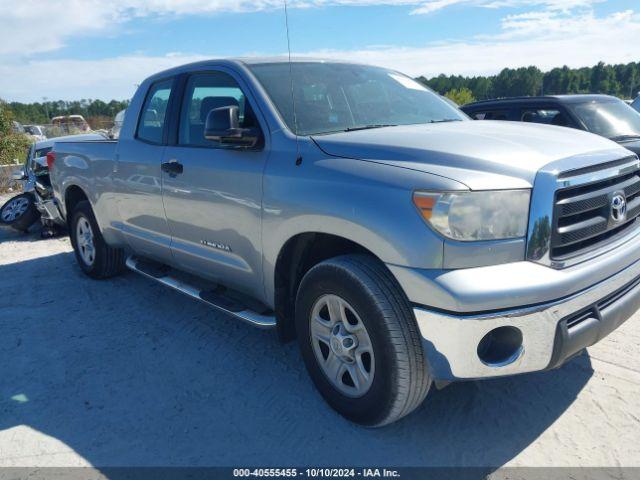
[310, 119, 465, 137]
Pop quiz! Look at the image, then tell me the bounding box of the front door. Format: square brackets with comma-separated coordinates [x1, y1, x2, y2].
[161, 70, 269, 300]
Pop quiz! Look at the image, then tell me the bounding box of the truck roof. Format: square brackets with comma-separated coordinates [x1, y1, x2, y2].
[144, 57, 373, 83]
[463, 94, 620, 109]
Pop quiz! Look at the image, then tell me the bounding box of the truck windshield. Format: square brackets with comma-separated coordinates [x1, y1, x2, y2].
[569, 99, 640, 141]
[249, 62, 466, 135]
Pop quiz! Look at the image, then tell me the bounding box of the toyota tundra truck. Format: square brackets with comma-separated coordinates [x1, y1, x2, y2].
[49, 58, 640, 427]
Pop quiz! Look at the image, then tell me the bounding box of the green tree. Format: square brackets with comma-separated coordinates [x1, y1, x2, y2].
[591, 62, 621, 95]
[416, 60, 640, 100]
[0, 100, 31, 166]
[8, 98, 129, 125]
[445, 88, 476, 106]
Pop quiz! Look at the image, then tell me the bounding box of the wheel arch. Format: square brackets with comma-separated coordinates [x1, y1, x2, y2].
[63, 184, 90, 225]
[273, 232, 389, 342]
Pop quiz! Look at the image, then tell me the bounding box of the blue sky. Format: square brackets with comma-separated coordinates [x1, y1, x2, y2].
[1, 0, 638, 102]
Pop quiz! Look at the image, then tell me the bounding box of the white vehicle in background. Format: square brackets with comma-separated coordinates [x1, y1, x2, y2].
[109, 109, 126, 139]
[51, 115, 91, 133]
[24, 125, 47, 141]
[11, 120, 25, 134]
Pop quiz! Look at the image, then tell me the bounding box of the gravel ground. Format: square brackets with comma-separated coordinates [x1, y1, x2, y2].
[1, 192, 639, 472]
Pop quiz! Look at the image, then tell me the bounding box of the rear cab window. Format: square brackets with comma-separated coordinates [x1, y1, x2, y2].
[137, 78, 174, 144]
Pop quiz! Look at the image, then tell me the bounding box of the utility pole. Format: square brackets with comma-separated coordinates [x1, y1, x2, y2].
[42, 97, 49, 122]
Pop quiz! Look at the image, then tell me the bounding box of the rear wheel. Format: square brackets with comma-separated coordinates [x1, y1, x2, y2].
[295, 254, 432, 427]
[1, 193, 39, 233]
[70, 200, 125, 279]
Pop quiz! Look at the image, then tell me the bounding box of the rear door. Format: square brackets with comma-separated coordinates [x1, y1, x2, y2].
[160, 68, 269, 300]
[113, 77, 176, 262]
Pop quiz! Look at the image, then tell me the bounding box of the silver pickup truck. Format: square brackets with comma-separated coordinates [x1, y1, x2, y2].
[49, 58, 640, 427]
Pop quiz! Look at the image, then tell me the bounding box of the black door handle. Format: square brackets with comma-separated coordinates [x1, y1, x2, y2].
[161, 160, 183, 175]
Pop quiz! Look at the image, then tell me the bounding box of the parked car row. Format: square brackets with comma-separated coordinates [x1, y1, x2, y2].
[23, 125, 47, 141]
[10, 115, 95, 142]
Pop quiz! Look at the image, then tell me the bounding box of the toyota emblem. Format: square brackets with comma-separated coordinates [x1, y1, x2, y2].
[611, 193, 627, 223]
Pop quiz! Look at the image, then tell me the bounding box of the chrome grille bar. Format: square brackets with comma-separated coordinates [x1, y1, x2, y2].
[551, 166, 640, 259]
[527, 152, 640, 269]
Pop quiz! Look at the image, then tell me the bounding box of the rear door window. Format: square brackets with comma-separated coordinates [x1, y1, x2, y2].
[519, 106, 574, 127]
[137, 78, 174, 144]
[471, 110, 511, 120]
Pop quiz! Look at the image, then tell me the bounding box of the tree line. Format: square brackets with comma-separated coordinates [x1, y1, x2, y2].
[419, 61, 640, 105]
[7, 98, 129, 126]
[4, 61, 640, 125]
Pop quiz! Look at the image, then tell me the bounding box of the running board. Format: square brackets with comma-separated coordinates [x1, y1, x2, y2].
[125, 256, 276, 329]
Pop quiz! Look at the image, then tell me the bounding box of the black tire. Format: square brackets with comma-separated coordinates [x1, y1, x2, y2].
[1, 193, 39, 233]
[295, 254, 432, 427]
[69, 200, 125, 279]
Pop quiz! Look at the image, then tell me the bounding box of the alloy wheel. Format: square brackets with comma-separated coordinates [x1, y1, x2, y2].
[76, 216, 95, 266]
[1, 197, 29, 223]
[309, 294, 375, 398]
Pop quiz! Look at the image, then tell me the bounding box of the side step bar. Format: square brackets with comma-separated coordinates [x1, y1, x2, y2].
[126, 256, 276, 329]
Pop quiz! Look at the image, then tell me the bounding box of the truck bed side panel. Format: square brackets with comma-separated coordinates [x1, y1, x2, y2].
[51, 140, 126, 246]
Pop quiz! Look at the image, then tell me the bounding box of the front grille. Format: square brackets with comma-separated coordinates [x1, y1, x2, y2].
[551, 161, 640, 260]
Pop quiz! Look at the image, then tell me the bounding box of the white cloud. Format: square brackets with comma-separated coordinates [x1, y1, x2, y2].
[410, 0, 601, 15]
[301, 9, 640, 77]
[410, 0, 464, 14]
[0, 0, 424, 57]
[0, 54, 209, 102]
[0, 0, 636, 102]
[0, 0, 603, 57]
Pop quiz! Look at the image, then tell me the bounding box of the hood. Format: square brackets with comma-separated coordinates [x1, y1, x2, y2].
[312, 121, 630, 190]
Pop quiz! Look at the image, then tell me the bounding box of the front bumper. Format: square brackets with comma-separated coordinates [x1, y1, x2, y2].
[411, 256, 640, 381]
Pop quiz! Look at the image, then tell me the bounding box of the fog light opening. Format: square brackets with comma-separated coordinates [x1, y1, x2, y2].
[477, 326, 523, 367]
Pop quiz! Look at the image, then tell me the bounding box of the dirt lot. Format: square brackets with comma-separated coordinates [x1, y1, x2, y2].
[1, 192, 639, 472]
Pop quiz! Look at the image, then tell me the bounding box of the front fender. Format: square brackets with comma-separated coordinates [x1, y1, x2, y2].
[261, 141, 467, 304]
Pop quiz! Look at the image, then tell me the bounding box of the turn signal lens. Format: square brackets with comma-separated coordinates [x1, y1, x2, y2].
[412, 193, 438, 220]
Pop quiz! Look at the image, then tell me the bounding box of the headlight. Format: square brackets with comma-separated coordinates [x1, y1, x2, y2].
[413, 190, 531, 241]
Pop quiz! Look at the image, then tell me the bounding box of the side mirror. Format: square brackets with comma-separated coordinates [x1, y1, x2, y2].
[11, 169, 27, 181]
[204, 106, 260, 149]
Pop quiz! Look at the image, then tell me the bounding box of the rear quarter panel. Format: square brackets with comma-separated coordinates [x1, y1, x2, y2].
[51, 140, 125, 245]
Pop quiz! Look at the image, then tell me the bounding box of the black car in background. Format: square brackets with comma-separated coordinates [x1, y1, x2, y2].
[462, 95, 640, 155]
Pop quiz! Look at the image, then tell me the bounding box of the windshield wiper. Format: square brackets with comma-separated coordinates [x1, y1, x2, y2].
[610, 134, 640, 142]
[343, 124, 397, 132]
[429, 119, 462, 124]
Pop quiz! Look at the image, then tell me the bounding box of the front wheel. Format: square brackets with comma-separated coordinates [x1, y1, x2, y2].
[295, 254, 432, 427]
[70, 200, 125, 279]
